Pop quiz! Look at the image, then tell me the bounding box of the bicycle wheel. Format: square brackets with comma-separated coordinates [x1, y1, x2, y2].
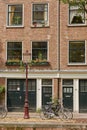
[0, 108, 7, 118]
[58, 108, 73, 120]
[40, 110, 48, 119]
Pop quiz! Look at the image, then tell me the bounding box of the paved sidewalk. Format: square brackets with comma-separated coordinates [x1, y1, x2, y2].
[0, 112, 87, 125]
[0, 112, 87, 129]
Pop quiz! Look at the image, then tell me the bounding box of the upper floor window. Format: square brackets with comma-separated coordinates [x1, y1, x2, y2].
[69, 41, 85, 64]
[69, 5, 85, 25]
[32, 3, 48, 27]
[7, 4, 23, 26]
[32, 41, 47, 60]
[7, 42, 22, 61]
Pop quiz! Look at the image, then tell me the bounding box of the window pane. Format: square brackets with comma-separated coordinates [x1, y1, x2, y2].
[42, 79, 52, 85]
[69, 5, 85, 24]
[8, 5, 22, 26]
[32, 4, 48, 25]
[32, 42, 47, 60]
[7, 42, 22, 60]
[63, 79, 73, 85]
[69, 41, 85, 63]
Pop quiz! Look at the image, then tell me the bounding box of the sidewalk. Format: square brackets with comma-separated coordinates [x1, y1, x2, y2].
[0, 113, 87, 130]
[0, 112, 87, 125]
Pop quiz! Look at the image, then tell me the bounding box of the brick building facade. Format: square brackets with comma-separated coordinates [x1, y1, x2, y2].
[0, 0, 87, 114]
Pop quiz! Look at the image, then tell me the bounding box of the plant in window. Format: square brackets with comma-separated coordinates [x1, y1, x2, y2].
[5, 60, 23, 66]
[33, 22, 37, 27]
[71, 15, 83, 24]
[13, 16, 22, 25]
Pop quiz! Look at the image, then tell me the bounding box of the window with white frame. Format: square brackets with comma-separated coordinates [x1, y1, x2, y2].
[7, 4, 23, 26]
[69, 41, 85, 63]
[32, 41, 47, 60]
[7, 42, 22, 61]
[69, 5, 85, 24]
[32, 3, 48, 27]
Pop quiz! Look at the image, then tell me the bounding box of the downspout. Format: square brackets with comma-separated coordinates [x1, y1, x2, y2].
[58, 0, 60, 99]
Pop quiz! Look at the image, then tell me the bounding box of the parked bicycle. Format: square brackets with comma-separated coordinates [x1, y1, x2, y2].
[40, 99, 73, 120]
[0, 105, 7, 118]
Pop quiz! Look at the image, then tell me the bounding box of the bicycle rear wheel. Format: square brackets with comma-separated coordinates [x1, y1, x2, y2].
[40, 110, 48, 119]
[58, 108, 73, 120]
[0, 107, 7, 118]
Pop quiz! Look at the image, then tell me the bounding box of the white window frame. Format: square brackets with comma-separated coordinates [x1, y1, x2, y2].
[6, 41, 23, 61]
[31, 41, 49, 61]
[6, 4, 24, 27]
[69, 4, 85, 25]
[68, 40, 86, 65]
[31, 3, 49, 27]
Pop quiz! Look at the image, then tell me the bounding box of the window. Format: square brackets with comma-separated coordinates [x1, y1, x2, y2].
[69, 5, 85, 24]
[79, 80, 87, 92]
[63, 79, 73, 86]
[42, 79, 52, 92]
[8, 4, 23, 26]
[42, 79, 52, 86]
[69, 41, 85, 63]
[32, 3, 48, 27]
[7, 42, 22, 60]
[32, 41, 47, 60]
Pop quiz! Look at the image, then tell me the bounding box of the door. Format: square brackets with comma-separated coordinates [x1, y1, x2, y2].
[7, 79, 24, 111]
[79, 80, 87, 113]
[42, 87, 52, 107]
[63, 87, 73, 111]
[7, 79, 36, 111]
[28, 79, 36, 110]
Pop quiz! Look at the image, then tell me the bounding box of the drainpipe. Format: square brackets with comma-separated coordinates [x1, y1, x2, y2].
[58, 0, 60, 99]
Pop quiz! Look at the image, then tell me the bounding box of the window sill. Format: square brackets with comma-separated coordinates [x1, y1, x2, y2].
[67, 24, 87, 27]
[5, 61, 23, 66]
[6, 25, 24, 28]
[31, 24, 50, 28]
[29, 61, 50, 66]
[68, 63, 86, 66]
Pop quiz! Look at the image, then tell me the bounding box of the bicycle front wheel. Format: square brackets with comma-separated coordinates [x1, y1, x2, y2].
[58, 108, 73, 120]
[0, 108, 7, 118]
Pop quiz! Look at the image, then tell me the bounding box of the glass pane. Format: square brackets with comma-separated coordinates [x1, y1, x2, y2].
[8, 5, 22, 26]
[69, 41, 85, 63]
[32, 42, 47, 60]
[7, 42, 22, 60]
[63, 79, 73, 85]
[42, 79, 52, 85]
[33, 4, 48, 24]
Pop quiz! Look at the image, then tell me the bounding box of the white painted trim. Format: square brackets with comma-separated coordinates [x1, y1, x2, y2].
[31, 2, 49, 27]
[73, 79, 79, 113]
[36, 79, 42, 110]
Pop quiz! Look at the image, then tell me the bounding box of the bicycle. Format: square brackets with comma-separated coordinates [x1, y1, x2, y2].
[0, 105, 7, 118]
[40, 99, 73, 120]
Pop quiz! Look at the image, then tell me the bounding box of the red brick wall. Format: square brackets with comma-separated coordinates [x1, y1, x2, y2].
[60, 2, 87, 70]
[0, 0, 59, 70]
